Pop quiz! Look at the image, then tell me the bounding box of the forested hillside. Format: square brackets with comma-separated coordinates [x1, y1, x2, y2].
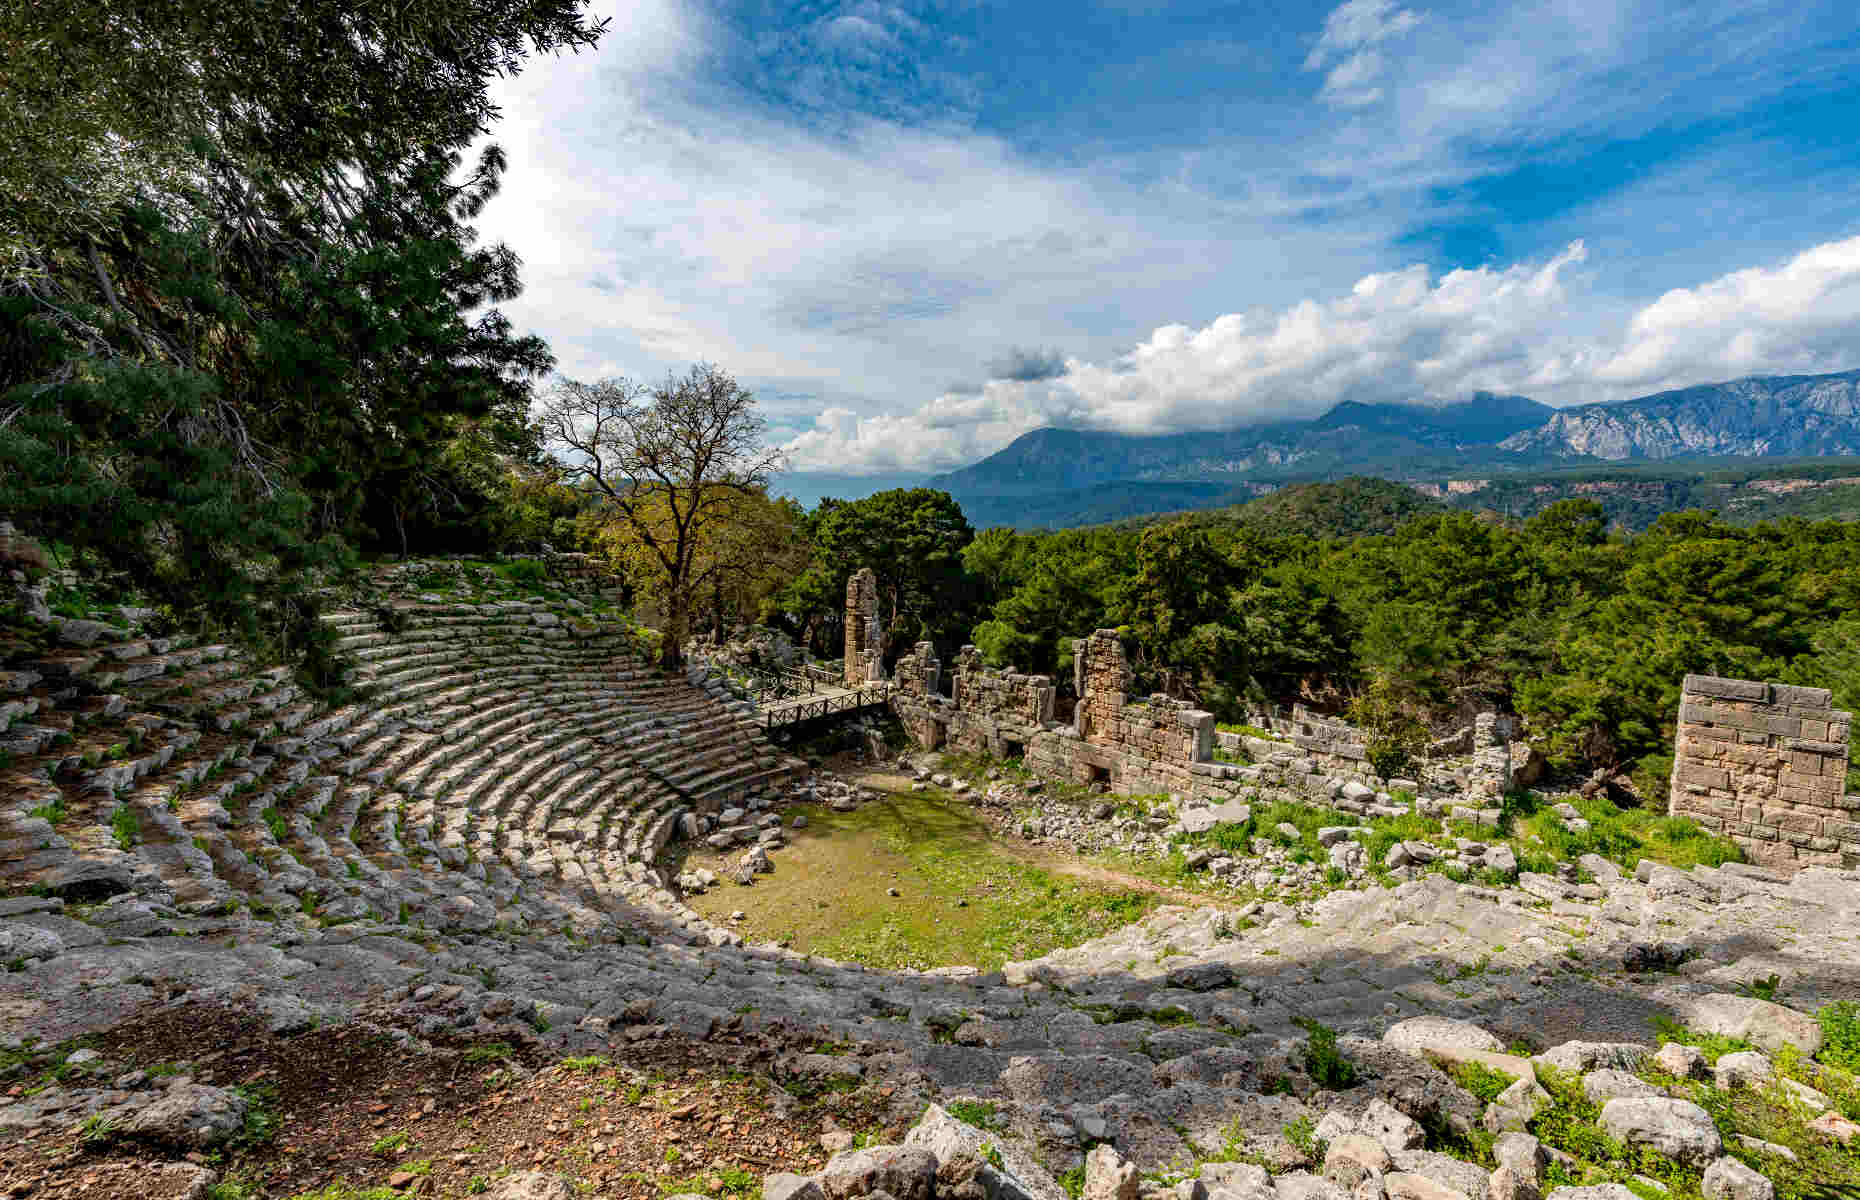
[1168, 477, 1445, 537]
[1426, 459, 1860, 528]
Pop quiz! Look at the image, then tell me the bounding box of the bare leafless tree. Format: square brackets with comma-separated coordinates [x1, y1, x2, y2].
[539, 363, 784, 668]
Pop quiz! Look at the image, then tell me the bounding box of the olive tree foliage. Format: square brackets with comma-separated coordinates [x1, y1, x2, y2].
[539, 365, 785, 668]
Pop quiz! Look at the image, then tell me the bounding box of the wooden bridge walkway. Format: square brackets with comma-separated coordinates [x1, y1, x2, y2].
[753, 680, 894, 729]
[715, 661, 895, 729]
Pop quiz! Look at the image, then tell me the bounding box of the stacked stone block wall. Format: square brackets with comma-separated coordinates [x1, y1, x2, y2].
[1072, 630, 1214, 763]
[844, 568, 884, 687]
[866, 573, 1507, 817]
[952, 646, 1054, 728]
[1286, 709, 1367, 763]
[1670, 674, 1854, 872]
[894, 642, 941, 699]
[1469, 714, 1513, 801]
[890, 642, 946, 749]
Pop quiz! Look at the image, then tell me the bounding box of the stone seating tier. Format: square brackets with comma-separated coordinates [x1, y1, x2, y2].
[0, 594, 802, 937]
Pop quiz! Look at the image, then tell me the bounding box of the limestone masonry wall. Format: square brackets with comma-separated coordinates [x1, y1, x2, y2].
[1670, 674, 1854, 871]
[1072, 630, 1213, 764]
[954, 646, 1055, 728]
[844, 568, 883, 686]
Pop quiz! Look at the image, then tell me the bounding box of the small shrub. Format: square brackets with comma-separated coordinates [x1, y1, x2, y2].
[261, 807, 288, 842]
[947, 1099, 1000, 1129]
[1284, 1114, 1327, 1160]
[77, 1112, 121, 1144]
[1651, 1016, 1752, 1065]
[1297, 1018, 1358, 1089]
[110, 804, 140, 850]
[229, 1083, 281, 1150]
[464, 1042, 514, 1064]
[370, 1130, 412, 1156]
[1736, 973, 1782, 1002]
[1348, 674, 1427, 780]
[495, 559, 549, 586]
[1446, 1058, 1517, 1104]
[1820, 1001, 1860, 1072]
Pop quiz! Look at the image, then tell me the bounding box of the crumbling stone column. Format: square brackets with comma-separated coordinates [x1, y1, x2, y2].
[843, 568, 884, 686]
[1670, 674, 1853, 872]
[895, 641, 940, 698]
[1470, 713, 1512, 800]
[1075, 630, 1132, 745]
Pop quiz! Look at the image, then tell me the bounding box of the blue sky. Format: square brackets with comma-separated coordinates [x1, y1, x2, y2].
[481, 0, 1860, 474]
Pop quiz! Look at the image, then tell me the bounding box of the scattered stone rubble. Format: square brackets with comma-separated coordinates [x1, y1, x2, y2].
[757, 1004, 1812, 1200]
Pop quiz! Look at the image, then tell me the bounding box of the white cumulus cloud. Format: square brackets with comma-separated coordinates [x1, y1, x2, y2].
[1599, 235, 1860, 392]
[781, 234, 1860, 473]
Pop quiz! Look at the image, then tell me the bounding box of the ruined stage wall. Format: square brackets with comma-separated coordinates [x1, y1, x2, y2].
[1670, 674, 1854, 871]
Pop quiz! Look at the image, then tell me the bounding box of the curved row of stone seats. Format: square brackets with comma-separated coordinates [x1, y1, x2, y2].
[0, 588, 798, 947]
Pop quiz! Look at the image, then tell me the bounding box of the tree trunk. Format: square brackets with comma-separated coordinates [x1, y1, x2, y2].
[660, 589, 687, 670]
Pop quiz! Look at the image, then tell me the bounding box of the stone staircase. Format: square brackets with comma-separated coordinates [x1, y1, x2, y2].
[0, 581, 803, 939]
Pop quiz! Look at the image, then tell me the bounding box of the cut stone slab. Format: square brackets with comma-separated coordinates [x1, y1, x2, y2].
[1581, 1070, 1662, 1104]
[1651, 1044, 1706, 1080]
[1532, 1042, 1646, 1075]
[1322, 1134, 1392, 1189]
[1385, 1173, 1468, 1200]
[1359, 1099, 1426, 1154]
[1713, 1051, 1774, 1091]
[1272, 1173, 1347, 1200]
[1085, 1144, 1141, 1200]
[1389, 1150, 1491, 1200]
[486, 1174, 577, 1200]
[1489, 1166, 1540, 1200]
[118, 1084, 249, 1150]
[1201, 1162, 1275, 1200]
[818, 1146, 938, 1200]
[1492, 1133, 1546, 1184]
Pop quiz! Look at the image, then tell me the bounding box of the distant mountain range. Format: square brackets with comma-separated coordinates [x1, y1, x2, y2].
[927, 368, 1860, 528]
[1499, 371, 1860, 459]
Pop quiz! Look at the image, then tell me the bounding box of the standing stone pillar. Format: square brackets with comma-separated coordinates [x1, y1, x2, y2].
[1075, 630, 1132, 747]
[1471, 713, 1512, 800]
[844, 568, 884, 686]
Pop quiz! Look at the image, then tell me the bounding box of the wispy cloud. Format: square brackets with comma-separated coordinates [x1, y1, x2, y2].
[1304, 0, 1424, 107]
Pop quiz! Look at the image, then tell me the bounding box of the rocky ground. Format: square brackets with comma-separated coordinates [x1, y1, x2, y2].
[7, 692, 1860, 1199]
[0, 1004, 896, 1199]
[6, 777, 1860, 1200]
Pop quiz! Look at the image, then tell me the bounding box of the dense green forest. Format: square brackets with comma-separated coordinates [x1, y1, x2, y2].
[752, 486, 1860, 802]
